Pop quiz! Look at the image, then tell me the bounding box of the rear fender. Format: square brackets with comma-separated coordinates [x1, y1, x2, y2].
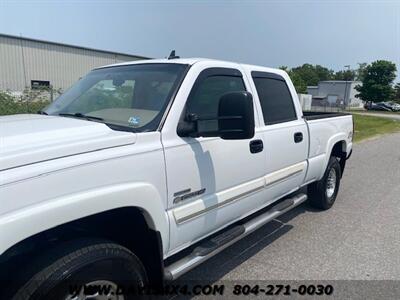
[319, 134, 347, 180]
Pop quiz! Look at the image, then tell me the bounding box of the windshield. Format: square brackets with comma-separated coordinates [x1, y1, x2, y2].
[45, 63, 188, 132]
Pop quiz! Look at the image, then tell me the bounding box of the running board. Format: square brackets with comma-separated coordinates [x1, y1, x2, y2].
[164, 193, 307, 281]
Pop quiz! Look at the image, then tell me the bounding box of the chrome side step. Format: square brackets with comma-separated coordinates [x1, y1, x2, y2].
[164, 193, 307, 281]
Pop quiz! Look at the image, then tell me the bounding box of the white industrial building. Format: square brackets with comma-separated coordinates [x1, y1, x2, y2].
[307, 81, 363, 108]
[0, 33, 148, 93]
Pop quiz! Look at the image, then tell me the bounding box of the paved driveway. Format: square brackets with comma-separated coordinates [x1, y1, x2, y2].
[177, 133, 400, 298]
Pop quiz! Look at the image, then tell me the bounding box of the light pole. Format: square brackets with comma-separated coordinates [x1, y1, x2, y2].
[343, 65, 351, 110]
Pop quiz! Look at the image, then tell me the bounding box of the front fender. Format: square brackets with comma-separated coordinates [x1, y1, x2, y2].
[0, 182, 169, 256]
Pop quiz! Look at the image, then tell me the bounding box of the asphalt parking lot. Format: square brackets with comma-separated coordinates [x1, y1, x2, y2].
[177, 132, 400, 298]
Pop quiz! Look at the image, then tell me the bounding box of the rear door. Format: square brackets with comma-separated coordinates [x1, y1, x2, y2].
[248, 70, 309, 203]
[162, 63, 267, 254]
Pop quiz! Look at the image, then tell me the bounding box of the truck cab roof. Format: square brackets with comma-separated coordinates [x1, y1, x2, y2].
[98, 57, 284, 75]
[100, 57, 215, 69]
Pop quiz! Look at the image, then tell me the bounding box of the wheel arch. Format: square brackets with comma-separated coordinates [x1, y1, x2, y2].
[0, 182, 169, 287]
[0, 206, 165, 288]
[325, 138, 347, 178]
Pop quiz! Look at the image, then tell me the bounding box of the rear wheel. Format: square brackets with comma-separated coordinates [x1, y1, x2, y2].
[308, 156, 341, 210]
[12, 239, 148, 300]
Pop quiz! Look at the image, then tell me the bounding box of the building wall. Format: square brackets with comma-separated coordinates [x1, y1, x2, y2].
[348, 82, 363, 107]
[0, 35, 146, 92]
[298, 93, 312, 110]
[306, 86, 318, 96]
[308, 81, 363, 107]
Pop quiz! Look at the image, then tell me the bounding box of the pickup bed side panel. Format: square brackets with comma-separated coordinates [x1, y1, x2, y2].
[305, 116, 353, 182]
[0, 132, 170, 256]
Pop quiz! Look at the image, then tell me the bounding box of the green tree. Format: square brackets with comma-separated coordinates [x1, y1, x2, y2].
[394, 83, 400, 103]
[355, 60, 397, 103]
[291, 64, 320, 86]
[315, 65, 335, 82]
[334, 69, 356, 81]
[290, 64, 334, 86]
[278, 66, 289, 72]
[279, 66, 307, 93]
[288, 71, 307, 93]
[356, 63, 368, 81]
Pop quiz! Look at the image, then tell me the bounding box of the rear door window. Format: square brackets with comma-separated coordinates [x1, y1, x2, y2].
[252, 72, 297, 125]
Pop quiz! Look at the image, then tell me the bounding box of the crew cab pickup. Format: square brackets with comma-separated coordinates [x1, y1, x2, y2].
[0, 58, 353, 299]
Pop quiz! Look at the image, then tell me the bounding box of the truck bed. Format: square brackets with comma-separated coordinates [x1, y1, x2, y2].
[303, 111, 351, 120]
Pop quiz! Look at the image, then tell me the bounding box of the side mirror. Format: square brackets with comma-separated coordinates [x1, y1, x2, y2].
[218, 91, 255, 140]
[177, 91, 255, 140]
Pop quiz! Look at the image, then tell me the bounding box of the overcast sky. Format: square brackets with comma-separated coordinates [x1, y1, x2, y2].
[1, 0, 399, 75]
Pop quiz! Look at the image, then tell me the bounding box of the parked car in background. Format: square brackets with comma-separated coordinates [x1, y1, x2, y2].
[382, 101, 400, 112]
[364, 102, 392, 112]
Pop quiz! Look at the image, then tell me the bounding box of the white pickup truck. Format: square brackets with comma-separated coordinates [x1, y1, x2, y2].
[0, 58, 353, 299]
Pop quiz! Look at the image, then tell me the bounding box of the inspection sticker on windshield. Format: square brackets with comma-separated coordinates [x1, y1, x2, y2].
[128, 116, 141, 127]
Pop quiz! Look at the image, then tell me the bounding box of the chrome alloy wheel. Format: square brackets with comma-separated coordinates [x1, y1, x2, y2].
[65, 280, 124, 300]
[326, 168, 337, 199]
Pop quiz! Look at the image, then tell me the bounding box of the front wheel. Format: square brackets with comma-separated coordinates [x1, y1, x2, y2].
[308, 156, 341, 210]
[12, 239, 148, 300]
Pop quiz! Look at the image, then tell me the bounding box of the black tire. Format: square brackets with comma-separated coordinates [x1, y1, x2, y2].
[11, 239, 148, 300]
[308, 156, 341, 210]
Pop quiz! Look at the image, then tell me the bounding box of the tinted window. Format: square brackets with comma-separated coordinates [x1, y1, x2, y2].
[252, 76, 297, 125]
[186, 75, 245, 119]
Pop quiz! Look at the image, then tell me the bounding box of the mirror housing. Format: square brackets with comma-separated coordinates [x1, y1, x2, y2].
[218, 91, 255, 140]
[177, 91, 255, 140]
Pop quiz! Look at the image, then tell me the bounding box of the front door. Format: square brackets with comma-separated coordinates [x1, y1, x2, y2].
[162, 64, 267, 254]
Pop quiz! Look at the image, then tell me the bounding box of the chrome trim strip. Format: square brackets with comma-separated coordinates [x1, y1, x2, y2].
[172, 161, 306, 224]
[266, 169, 303, 186]
[175, 185, 265, 224]
[264, 161, 306, 187]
